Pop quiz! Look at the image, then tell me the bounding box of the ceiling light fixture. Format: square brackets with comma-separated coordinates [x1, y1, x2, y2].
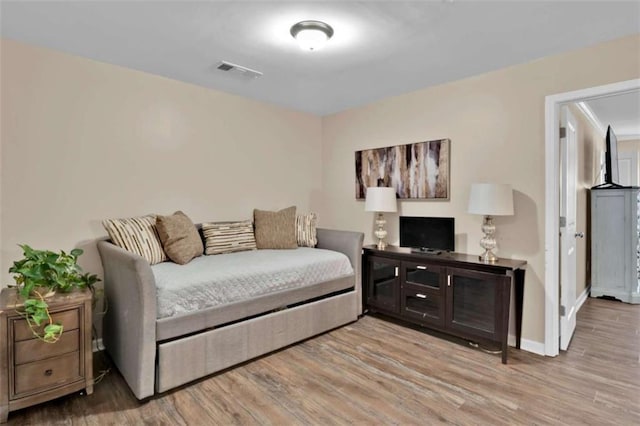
[290, 20, 334, 51]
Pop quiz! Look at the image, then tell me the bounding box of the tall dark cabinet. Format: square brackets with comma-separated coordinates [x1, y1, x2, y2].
[363, 246, 526, 363]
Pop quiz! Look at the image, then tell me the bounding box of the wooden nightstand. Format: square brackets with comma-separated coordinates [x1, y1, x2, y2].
[0, 288, 93, 423]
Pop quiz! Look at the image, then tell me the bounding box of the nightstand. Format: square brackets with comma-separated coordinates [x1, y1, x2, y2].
[0, 288, 93, 423]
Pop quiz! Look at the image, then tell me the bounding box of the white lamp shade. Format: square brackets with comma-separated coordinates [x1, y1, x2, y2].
[468, 183, 514, 216]
[365, 187, 398, 212]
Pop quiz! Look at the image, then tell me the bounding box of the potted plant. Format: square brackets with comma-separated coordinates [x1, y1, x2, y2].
[8, 244, 99, 343]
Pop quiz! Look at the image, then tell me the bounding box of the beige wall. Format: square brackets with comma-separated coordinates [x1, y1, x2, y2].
[0, 39, 322, 290]
[318, 34, 640, 345]
[570, 104, 605, 299]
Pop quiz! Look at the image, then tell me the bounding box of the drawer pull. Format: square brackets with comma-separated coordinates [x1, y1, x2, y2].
[416, 293, 427, 299]
[395, 267, 399, 277]
[44, 369, 53, 376]
[416, 265, 427, 270]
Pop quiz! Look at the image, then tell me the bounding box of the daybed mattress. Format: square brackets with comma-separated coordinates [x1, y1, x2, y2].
[152, 247, 354, 320]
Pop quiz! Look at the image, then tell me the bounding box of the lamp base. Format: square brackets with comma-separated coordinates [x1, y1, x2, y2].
[376, 240, 387, 250]
[479, 250, 498, 264]
[479, 215, 498, 263]
[374, 212, 388, 250]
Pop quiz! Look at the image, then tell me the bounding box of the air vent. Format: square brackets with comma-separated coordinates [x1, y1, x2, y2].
[216, 61, 263, 79]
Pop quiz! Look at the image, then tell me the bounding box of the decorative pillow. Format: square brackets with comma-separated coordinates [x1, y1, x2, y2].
[155, 211, 204, 265]
[296, 213, 318, 247]
[253, 206, 297, 249]
[102, 215, 167, 264]
[202, 220, 257, 255]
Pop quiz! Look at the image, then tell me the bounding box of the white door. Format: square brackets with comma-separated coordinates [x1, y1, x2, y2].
[618, 151, 638, 187]
[559, 106, 578, 350]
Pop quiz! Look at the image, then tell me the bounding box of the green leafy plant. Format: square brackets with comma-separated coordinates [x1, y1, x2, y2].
[9, 244, 100, 343]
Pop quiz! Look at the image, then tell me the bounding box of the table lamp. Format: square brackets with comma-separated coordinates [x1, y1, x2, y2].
[365, 187, 398, 250]
[468, 183, 514, 263]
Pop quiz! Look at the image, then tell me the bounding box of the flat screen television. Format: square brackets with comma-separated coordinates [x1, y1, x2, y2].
[399, 216, 455, 252]
[604, 125, 620, 186]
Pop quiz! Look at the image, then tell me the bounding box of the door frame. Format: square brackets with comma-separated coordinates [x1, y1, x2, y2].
[544, 78, 640, 357]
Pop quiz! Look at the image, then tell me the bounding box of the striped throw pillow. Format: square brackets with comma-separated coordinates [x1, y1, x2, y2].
[296, 213, 318, 247]
[102, 215, 167, 264]
[202, 220, 257, 255]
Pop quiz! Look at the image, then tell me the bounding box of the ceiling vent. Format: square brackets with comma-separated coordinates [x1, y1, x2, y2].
[216, 61, 263, 79]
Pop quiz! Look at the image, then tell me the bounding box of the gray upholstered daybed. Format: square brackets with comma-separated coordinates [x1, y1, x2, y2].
[97, 228, 363, 400]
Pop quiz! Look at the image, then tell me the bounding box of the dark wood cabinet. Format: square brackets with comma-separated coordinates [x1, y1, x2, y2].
[363, 246, 526, 363]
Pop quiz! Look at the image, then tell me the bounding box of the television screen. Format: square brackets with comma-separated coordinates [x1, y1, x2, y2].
[605, 125, 620, 185]
[399, 216, 455, 252]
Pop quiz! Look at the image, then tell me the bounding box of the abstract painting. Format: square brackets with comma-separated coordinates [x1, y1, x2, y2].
[355, 139, 450, 200]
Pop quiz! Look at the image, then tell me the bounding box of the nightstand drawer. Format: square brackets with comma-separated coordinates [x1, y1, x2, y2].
[14, 329, 79, 365]
[13, 309, 79, 342]
[13, 352, 81, 397]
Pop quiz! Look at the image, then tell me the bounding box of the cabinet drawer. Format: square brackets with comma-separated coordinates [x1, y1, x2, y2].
[13, 308, 79, 342]
[401, 284, 444, 326]
[403, 262, 444, 289]
[15, 329, 79, 365]
[13, 351, 81, 397]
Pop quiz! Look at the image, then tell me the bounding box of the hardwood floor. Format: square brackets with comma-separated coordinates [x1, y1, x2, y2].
[7, 298, 639, 425]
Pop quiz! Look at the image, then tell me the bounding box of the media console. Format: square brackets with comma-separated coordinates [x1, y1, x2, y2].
[362, 245, 526, 363]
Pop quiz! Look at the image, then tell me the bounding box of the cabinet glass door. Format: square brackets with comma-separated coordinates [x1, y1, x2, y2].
[367, 256, 400, 312]
[446, 268, 506, 340]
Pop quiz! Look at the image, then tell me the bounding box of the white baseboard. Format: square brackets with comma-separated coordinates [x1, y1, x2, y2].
[508, 335, 546, 356]
[519, 338, 546, 356]
[92, 338, 104, 353]
[576, 285, 590, 312]
[506, 286, 591, 358]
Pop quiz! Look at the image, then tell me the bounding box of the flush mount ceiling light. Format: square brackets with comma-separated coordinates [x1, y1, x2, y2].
[290, 20, 334, 51]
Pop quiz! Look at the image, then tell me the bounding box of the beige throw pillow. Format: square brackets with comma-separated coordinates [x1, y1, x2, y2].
[253, 206, 297, 249]
[202, 220, 257, 255]
[102, 215, 167, 264]
[296, 213, 318, 247]
[156, 211, 204, 265]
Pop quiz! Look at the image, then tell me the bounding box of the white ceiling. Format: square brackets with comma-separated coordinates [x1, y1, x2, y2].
[1, 1, 639, 115]
[584, 91, 640, 140]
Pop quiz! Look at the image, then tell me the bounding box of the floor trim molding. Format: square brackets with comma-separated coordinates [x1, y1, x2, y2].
[508, 335, 545, 356]
[576, 285, 590, 312]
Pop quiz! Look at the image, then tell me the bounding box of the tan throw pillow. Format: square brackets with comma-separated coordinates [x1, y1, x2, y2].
[102, 215, 167, 264]
[156, 211, 204, 265]
[253, 206, 297, 249]
[296, 213, 318, 247]
[202, 220, 257, 255]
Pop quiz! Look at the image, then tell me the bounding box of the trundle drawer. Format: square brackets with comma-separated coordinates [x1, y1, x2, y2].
[13, 351, 81, 397]
[157, 292, 358, 393]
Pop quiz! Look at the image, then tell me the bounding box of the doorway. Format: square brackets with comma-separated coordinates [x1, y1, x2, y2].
[544, 78, 640, 357]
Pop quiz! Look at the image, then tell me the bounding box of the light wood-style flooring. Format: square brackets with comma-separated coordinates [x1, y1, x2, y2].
[7, 298, 640, 425]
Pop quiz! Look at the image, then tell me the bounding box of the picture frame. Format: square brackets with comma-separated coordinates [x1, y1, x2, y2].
[355, 138, 450, 200]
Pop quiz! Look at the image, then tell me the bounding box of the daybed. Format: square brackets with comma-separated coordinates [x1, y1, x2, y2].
[97, 227, 363, 400]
